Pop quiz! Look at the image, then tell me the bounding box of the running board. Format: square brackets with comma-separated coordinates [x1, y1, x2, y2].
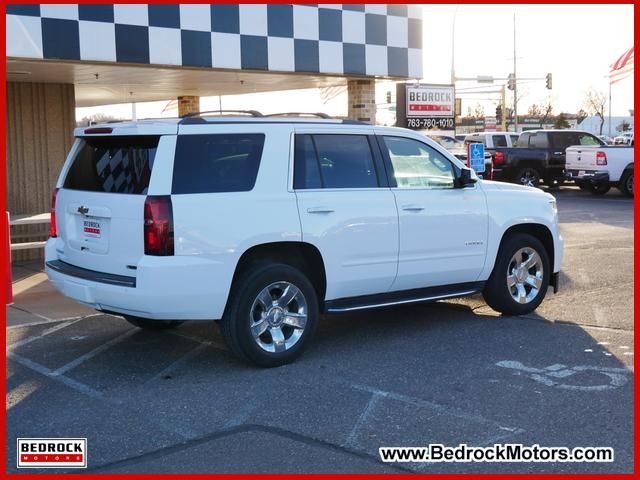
[323, 282, 484, 313]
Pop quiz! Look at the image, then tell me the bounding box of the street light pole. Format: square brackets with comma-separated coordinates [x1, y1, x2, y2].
[513, 12, 518, 133]
[450, 5, 459, 85]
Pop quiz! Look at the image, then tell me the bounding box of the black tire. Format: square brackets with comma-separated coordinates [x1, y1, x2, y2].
[482, 233, 551, 316]
[587, 183, 610, 195]
[575, 180, 589, 190]
[221, 262, 318, 367]
[514, 167, 541, 187]
[124, 316, 184, 330]
[618, 169, 634, 197]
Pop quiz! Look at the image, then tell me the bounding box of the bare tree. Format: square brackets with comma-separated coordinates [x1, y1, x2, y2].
[527, 104, 542, 116]
[539, 97, 554, 126]
[473, 103, 485, 118]
[77, 113, 121, 127]
[583, 88, 607, 135]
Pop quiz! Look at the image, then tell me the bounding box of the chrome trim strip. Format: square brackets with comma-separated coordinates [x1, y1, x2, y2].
[326, 289, 479, 313]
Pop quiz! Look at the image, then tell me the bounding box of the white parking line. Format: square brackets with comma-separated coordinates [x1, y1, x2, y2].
[7, 351, 109, 401]
[344, 390, 386, 448]
[7, 318, 86, 350]
[51, 328, 138, 376]
[6, 312, 102, 330]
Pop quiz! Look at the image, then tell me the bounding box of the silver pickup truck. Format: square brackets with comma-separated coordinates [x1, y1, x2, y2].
[566, 145, 634, 197]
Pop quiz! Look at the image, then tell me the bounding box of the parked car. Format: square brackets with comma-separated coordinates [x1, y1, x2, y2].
[463, 131, 521, 152]
[454, 134, 467, 142]
[613, 132, 634, 145]
[566, 144, 634, 196]
[597, 135, 614, 145]
[45, 115, 563, 366]
[423, 133, 493, 177]
[492, 130, 605, 187]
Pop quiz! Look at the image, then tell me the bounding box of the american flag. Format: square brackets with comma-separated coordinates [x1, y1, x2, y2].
[609, 47, 634, 84]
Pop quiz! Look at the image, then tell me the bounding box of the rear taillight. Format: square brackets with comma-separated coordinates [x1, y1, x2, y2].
[596, 151, 607, 165]
[50, 188, 59, 238]
[494, 151, 505, 166]
[144, 196, 174, 256]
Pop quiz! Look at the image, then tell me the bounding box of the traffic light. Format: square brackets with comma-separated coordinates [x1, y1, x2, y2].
[507, 73, 515, 91]
[545, 73, 552, 90]
[496, 104, 502, 122]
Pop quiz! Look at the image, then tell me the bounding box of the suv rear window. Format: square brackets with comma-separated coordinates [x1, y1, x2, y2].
[63, 135, 159, 194]
[172, 134, 265, 194]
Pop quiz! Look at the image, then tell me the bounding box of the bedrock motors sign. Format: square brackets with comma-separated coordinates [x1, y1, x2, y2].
[17, 438, 87, 468]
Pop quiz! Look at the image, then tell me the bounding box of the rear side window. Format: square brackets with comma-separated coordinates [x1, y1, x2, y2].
[172, 134, 265, 194]
[510, 135, 519, 147]
[530, 133, 549, 149]
[294, 134, 378, 189]
[63, 135, 159, 194]
[492, 135, 508, 147]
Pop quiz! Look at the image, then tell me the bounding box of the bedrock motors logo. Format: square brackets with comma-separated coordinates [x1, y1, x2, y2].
[17, 438, 87, 468]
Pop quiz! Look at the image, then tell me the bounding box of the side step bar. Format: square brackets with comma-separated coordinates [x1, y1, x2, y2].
[323, 282, 484, 313]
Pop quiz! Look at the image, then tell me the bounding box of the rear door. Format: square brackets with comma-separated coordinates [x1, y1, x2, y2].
[55, 127, 176, 276]
[293, 130, 399, 300]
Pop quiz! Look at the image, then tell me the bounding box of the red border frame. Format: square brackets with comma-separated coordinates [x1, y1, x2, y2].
[1, 1, 637, 478]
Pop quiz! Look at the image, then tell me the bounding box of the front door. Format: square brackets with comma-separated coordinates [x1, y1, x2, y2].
[376, 134, 488, 291]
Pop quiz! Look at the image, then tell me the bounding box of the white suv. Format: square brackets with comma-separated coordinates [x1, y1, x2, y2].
[45, 114, 563, 366]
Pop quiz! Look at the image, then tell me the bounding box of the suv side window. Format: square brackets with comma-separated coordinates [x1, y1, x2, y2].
[510, 135, 519, 147]
[382, 136, 456, 189]
[530, 133, 549, 149]
[294, 134, 378, 189]
[578, 133, 602, 145]
[172, 134, 265, 194]
[492, 135, 508, 147]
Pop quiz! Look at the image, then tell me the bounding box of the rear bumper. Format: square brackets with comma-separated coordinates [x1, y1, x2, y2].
[566, 169, 610, 184]
[44, 240, 232, 320]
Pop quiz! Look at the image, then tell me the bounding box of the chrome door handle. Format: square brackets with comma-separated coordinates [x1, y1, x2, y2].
[307, 207, 335, 214]
[401, 205, 424, 212]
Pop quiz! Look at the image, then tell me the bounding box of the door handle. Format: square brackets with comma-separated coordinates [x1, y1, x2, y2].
[401, 205, 424, 212]
[307, 207, 335, 214]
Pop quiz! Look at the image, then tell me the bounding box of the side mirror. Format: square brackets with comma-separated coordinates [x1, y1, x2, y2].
[457, 167, 477, 188]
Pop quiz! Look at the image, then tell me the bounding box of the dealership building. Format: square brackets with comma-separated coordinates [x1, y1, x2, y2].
[6, 4, 423, 251]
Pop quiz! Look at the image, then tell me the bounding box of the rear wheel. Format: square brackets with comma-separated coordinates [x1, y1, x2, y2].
[514, 167, 541, 187]
[124, 316, 184, 330]
[618, 169, 633, 197]
[587, 183, 610, 195]
[221, 262, 318, 367]
[483, 233, 550, 316]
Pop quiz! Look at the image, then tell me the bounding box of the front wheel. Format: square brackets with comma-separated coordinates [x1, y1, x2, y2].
[221, 263, 318, 367]
[483, 233, 551, 316]
[514, 167, 541, 188]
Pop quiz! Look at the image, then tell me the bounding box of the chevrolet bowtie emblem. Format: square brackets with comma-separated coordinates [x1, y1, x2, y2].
[77, 206, 89, 215]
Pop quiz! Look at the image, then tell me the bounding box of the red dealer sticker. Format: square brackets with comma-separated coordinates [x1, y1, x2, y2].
[17, 438, 87, 468]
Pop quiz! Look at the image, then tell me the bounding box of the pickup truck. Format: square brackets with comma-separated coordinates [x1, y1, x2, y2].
[492, 130, 605, 188]
[565, 145, 634, 196]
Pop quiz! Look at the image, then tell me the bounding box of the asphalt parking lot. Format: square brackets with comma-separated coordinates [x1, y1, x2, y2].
[5, 186, 634, 474]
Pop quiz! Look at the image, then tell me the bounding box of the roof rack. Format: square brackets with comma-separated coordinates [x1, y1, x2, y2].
[182, 110, 264, 118]
[264, 112, 332, 119]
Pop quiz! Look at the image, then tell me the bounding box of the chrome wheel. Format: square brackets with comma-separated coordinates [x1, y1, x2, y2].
[507, 247, 544, 304]
[518, 169, 539, 187]
[249, 281, 308, 353]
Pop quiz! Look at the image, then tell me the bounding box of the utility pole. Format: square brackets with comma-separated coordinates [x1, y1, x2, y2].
[608, 83, 612, 137]
[450, 5, 459, 85]
[501, 85, 507, 132]
[512, 14, 518, 132]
